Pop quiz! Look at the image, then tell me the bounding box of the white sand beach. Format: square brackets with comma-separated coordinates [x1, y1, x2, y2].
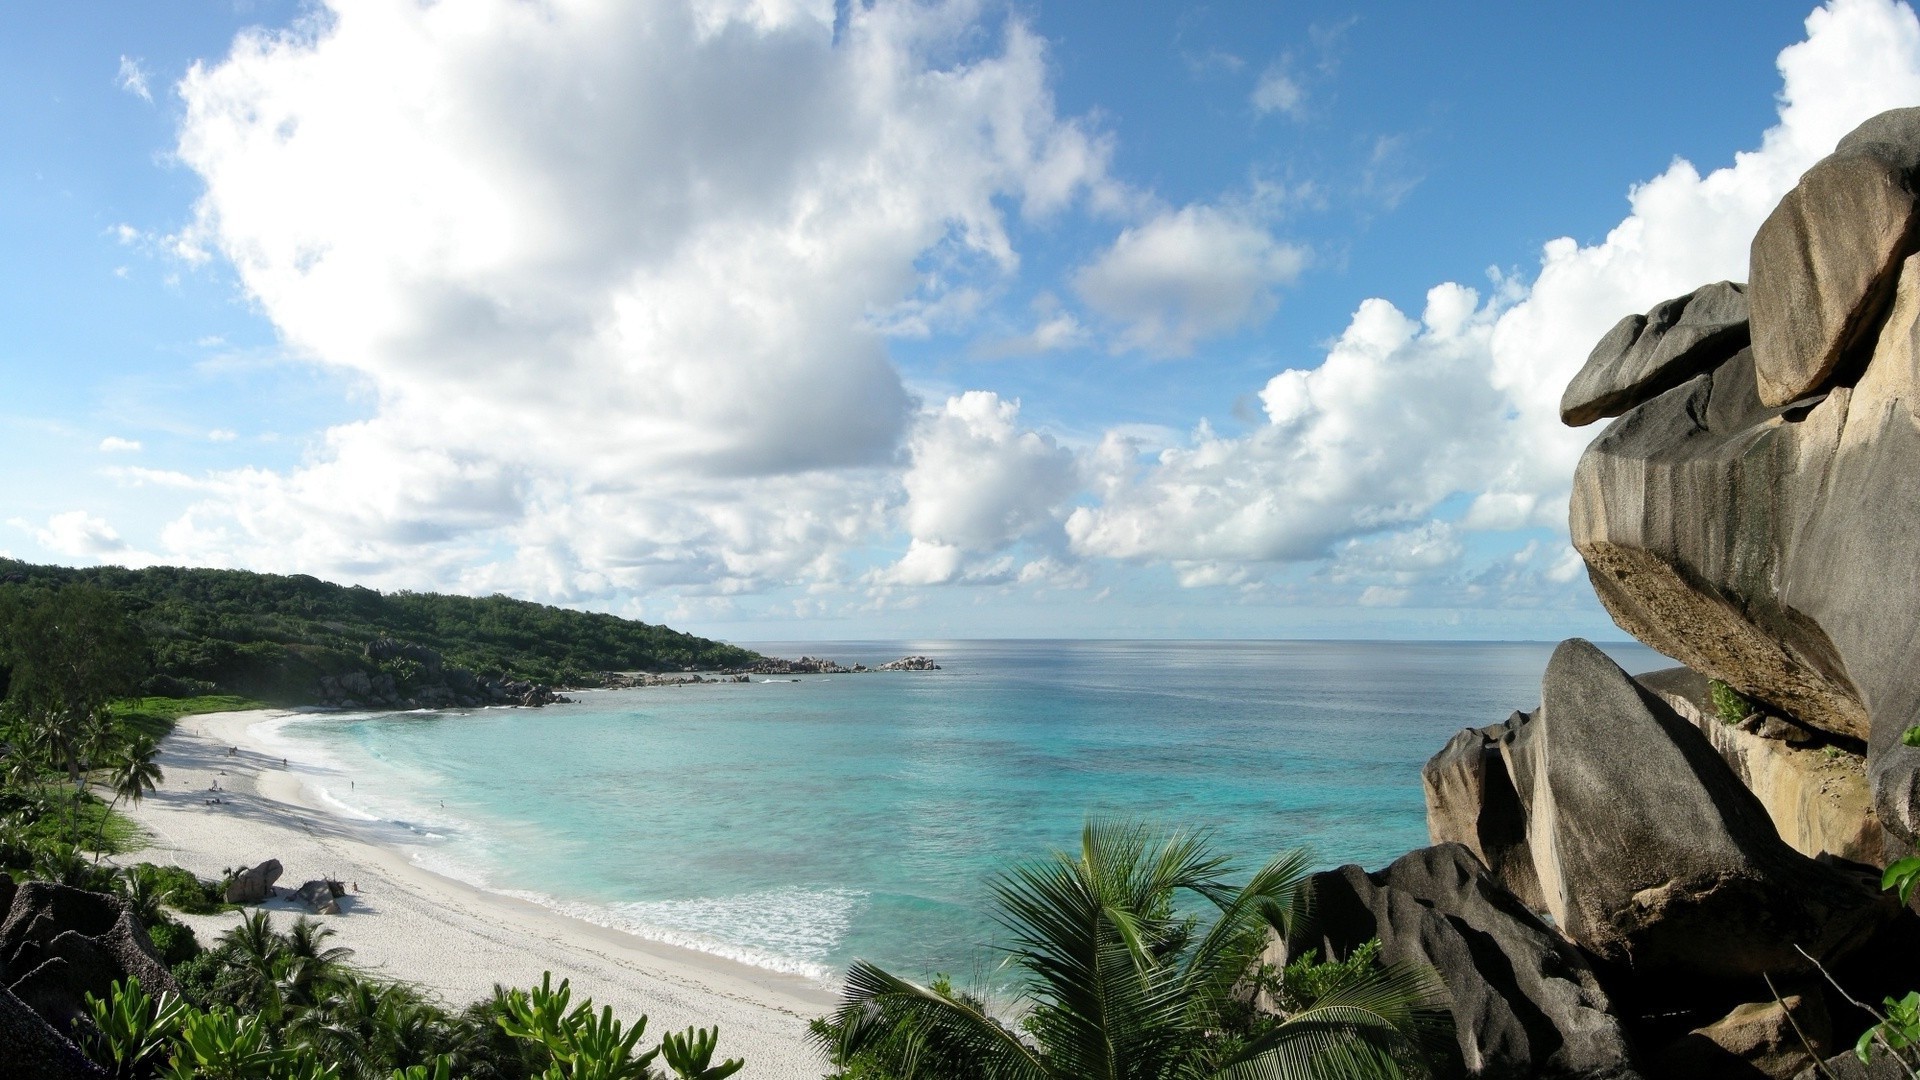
[123, 710, 837, 1080]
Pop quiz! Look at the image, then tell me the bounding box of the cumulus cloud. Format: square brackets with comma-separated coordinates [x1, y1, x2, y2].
[1068, 283, 1504, 563]
[1073, 204, 1307, 355]
[878, 391, 1076, 584]
[1072, 0, 1920, 598]
[99, 436, 143, 453]
[159, 0, 1111, 597]
[22, 511, 130, 558]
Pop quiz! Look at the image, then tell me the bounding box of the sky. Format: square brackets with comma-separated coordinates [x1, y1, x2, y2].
[3, 0, 1919, 642]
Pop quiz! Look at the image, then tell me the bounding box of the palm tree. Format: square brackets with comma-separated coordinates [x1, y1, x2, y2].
[816, 820, 1450, 1080]
[93, 734, 164, 860]
[218, 909, 291, 1018]
[278, 916, 356, 1012]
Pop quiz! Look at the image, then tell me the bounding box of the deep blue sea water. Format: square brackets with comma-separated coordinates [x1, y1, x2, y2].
[257, 639, 1667, 986]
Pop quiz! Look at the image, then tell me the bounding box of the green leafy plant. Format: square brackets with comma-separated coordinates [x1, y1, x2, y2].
[1710, 679, 1755, 725]
[84, 976, 189, 1079]
[1902, 725, 1920, 748]
[815, 820, 1450, 1080]
[390, 1055, 453, 1080]
[1885, 857, 1920, 907]
[659, 1026, 744, 1080]
[1857, 991, 1920, 1068]
[159, 1005, 299, 1080]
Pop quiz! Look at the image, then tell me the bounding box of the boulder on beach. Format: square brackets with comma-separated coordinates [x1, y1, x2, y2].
[292, 879, 344, 916]
[225, 858, 284, 904]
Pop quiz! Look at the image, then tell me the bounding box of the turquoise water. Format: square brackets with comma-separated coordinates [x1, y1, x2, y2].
[260, 639, 1666, 985]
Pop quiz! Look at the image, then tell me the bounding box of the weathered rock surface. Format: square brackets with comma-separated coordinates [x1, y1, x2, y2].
[1469, 640, 1889, 979]
[1794, 1050, 1912, 1080]
[1750, 110, 1920, 407]
[224, 857, 284, 904]
[1297, 843, 1640, 1080]
[1562, 281, 1750, 426]
[0, 882, 179, 1032]
[1422, 714, 1543, 910]
[292, 879, 344, 915]
[1654, 994, 1829, 1080]
[1571, 252, 1920, 844]
[1637, 667, 1879, 863]
[0, 981, 106, 1079]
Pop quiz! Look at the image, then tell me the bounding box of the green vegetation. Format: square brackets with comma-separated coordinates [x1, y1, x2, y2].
[0, 557, 760, 703]
[813, 820, 1449, 1080]
[1709, 678, 1755, 725]
[82, 937, 745, 1080]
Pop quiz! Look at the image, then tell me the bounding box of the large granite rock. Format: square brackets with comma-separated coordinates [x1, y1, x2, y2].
[1749, 109, 1920, 408]
[1297, 843, 1640, 1080]
[1423, 714, 1544, 910]
[1655, 994, 1829, 1080]
[1562, 282, 1750, 426]
[1434, 640, 1891, 980]
[1571, 251, 1920, 846]
[224, 858, 283, 904]
[1638, 667, 1879, 863]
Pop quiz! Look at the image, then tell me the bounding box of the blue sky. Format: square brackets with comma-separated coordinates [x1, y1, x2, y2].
[2, 0, 1914, 641]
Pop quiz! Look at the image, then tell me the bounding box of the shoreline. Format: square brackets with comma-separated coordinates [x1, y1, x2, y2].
[124, 709, 836, 1080]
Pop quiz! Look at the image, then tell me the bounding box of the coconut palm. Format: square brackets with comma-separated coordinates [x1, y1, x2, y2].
[93, 734, 164, 860]
[278, 916, 357, 1012]
[816, 820, 1450, 1080]
[217, 909, 291, 1018]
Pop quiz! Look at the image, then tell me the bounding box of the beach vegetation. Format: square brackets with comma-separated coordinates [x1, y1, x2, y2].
[74, 909, 748, 1080]
[814, 820, 1450, 1080]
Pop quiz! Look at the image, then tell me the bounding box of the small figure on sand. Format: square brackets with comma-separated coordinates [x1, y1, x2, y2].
[229, 746, 237, 756]
[351, 882, 359, 893]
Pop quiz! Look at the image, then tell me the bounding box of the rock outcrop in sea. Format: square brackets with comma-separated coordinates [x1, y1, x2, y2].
[1326, 107, 1920, 1080]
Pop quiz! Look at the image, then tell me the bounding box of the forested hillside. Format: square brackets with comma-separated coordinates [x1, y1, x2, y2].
[0, 558, 760, 702]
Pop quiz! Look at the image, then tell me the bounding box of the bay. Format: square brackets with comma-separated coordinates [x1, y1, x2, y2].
[260, 639, 1668, 985]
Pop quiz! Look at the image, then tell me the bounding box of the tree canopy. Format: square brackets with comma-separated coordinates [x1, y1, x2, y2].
[0, 559, 760, 703]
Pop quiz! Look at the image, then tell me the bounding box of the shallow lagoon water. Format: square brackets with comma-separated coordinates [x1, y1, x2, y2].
[263, 639, 1666, 985]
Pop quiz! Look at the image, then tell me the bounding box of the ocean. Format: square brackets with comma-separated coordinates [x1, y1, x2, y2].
[254, 639, 1667, 987]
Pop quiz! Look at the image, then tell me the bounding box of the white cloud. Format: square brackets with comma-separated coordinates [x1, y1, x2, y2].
[1072, 0, 1920, 592]
[877, 391, 1077, 584]
[1073, 204, 1307, 355]
[23, 511, 130, 557]
[161, 0, 1111, 598]
[99, 436, 143, 453]
[1068, 283, 1505, 565]
[207, 429, 238, 442]
[117, 55, 152, 102]
[1251, 66, 1303, 117]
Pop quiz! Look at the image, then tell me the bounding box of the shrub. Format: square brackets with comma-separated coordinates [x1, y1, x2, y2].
[130, 861, 228, 914]
[148, 917, 202, 967]
[1709, 679, 1755, 725]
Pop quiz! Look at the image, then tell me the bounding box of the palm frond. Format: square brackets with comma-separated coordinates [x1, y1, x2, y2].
[822, 960, 1050, 1080]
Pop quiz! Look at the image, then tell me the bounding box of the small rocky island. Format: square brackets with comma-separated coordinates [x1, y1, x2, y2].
[1317, 107, 1920, 1079]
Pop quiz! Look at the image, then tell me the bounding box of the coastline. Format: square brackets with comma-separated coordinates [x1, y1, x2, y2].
[123, 709, 836, 1080]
